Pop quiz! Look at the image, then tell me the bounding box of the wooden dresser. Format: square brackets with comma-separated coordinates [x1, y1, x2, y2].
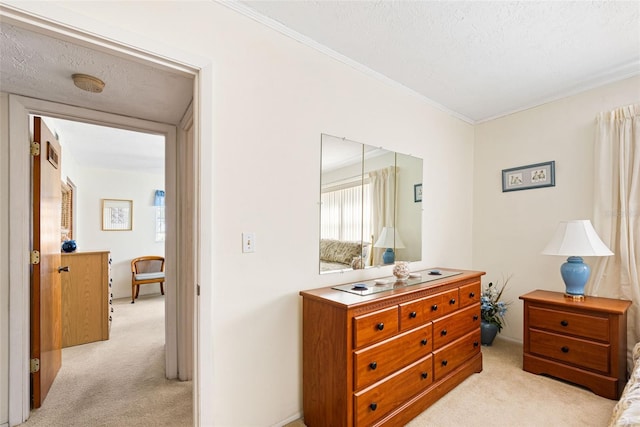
[520, 290, 631, 399]
[61, 251, 112, 348]
[300, 268, 485, 426]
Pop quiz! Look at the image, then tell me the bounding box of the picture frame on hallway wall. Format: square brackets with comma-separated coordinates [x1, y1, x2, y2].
[102, 198, 133, 231]
[502, 161, 555, 192]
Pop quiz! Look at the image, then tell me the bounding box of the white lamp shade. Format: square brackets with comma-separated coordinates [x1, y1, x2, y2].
[542, 220, 613, 256]
[374, 227, 406, 249]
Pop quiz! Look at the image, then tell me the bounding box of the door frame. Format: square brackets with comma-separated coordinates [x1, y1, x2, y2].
[3, 5, 214, 426]
[8, 95, 178, 419]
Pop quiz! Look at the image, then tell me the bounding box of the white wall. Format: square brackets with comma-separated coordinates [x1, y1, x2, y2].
[473, 76, 640, 342]
[0, 93, 9, 427]
[67, 165, 165, 300]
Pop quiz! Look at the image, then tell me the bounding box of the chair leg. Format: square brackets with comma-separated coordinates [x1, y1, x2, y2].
[135, 285, 140, 299]
[160, 282, 164, 295]
[131, 285, 135, 304]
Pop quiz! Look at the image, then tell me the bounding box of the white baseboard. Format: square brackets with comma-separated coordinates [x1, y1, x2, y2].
[2, 422, 9, 427]
[272, 412, 302, 427]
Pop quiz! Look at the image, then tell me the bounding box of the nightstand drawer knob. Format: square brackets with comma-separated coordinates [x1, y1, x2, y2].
[561, 320, 569, 327]
[410, 311, 417, 318]
[441, 360, 448, 366]
[432, 304, 438, 311]
[561, 346, 570, 353]
[421, 372, 428, 379]
[370, 403, 378, 411]
[421, 338, 428, 346]
[369, 361, 377, 370]
[376, 323, 385, 331]
[441, 329, 447, 336]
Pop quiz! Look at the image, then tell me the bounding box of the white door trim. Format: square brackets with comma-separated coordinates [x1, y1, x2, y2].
[7, 95, 180, 424]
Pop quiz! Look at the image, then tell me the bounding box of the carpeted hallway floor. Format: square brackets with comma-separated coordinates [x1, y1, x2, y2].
[19, 294, 192, 427]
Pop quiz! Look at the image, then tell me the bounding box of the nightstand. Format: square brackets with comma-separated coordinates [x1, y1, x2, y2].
[520, 290, 631, 399]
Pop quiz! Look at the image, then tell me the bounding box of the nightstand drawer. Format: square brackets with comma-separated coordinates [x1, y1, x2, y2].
[529, 329, 610, 373]
[353, 306, 399, 348]
[354, 355, 433, 427]
[354, 323, 432, 390]
[432, 304, 481, 349]
[529, 306, 609, 342]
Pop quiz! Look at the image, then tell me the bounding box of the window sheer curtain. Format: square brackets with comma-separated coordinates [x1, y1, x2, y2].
[368, 166, 396, 266]
[589, 104, 640, 367]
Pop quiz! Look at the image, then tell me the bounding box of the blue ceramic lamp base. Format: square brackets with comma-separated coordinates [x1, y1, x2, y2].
[561, 256, 590, 301]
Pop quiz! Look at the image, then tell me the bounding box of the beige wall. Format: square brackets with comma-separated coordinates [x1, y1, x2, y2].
[472, 76, 640, 342]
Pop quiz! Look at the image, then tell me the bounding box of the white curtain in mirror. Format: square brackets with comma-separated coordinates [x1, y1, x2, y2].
[321, 178, 371, 242]
[368, 166, 396, 265]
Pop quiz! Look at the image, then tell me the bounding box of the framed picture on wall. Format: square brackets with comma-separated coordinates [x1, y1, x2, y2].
[502, 161, 555, 192]
[414, 183, 423, 202]
[102, 199, 133, 231]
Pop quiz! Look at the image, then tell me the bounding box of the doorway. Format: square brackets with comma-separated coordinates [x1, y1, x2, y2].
[2, 12, 204, 427]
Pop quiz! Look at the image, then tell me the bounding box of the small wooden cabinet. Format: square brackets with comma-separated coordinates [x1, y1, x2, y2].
[300, 268, 485, 426]
[520, 290, 631, 399]
[61, 251, 112, 348]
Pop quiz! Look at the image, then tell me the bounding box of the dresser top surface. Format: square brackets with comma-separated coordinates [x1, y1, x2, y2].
[520, 289, 631, 313]
[301, 268, 485, 308]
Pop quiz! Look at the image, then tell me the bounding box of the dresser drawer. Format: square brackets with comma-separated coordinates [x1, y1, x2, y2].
[399, 299, 427, 332]
[354, 355, 433, 427]
[354, 323, 432, 390]
[459, 281, 481, 309]
[529, 329, 610, 374]
[528, 306, 609, 342]
[432, 304, 481, 349]
[424, 289, 459, 322]
[433, 330, 481, 380]
[353, 306, 399, 349]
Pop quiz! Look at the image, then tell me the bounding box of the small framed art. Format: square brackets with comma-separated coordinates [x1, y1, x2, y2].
[414, 183, 423, 202]
[502, 161, 555, 192]
[102, 199, 133, 231]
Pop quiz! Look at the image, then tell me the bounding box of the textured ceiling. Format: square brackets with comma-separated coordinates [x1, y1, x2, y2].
[235, 0, 640, 122]
[0, 22, 192, 172]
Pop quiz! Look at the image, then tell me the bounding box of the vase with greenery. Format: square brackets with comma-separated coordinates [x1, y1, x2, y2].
[480, 277, 510, 345]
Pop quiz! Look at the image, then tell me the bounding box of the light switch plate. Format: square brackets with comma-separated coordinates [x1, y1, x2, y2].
[242, 232, 255, 253]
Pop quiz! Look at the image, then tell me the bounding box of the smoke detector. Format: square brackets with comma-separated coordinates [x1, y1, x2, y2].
[71, 74, 105, 93]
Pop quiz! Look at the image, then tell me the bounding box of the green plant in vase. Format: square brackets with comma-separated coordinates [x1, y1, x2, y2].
[480, 276, 511, 345]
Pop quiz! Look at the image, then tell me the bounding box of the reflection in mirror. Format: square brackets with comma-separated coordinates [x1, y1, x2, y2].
[319, 134, 423, 274]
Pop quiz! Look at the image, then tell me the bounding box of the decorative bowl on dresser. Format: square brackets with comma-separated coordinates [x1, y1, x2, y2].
[520, 290, 631, 399]
[300, 268, 485, 426]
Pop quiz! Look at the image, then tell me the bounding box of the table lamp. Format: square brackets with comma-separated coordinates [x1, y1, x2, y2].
[541, 220, 613, 300]
[374, 227, 405, 264]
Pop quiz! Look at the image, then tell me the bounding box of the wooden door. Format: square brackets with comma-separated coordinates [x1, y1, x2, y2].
[31, 116, 63, 408]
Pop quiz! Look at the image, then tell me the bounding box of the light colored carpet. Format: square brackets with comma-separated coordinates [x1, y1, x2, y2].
[287, 338, 616, 427]
[19, 294, 192, 427]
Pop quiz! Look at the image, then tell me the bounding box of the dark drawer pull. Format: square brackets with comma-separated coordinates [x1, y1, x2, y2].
[376, 323, 384, 331]
[441, 360, 448, 367]
[369, 361, 377, 370]
[474, 341, 479, 347]
[421, 338, 428, 346]
[449, 298, 456, 305]
[370, 403, 378, 411]
[469, 292, 475, 297]
[421, 372, 428, 379]
[473, 315, 479, 321]
[431, 304, 438, 311]
[441, 329, 447, 336]
[561, 320, 569, 327]
[410, 311, 417, 318]
[561, 346, 569, 353]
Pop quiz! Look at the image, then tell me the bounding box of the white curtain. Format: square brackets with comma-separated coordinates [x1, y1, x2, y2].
[589, 104, 640, 368]
[321, 181, 371, 242]
[368, 166, 396, 265]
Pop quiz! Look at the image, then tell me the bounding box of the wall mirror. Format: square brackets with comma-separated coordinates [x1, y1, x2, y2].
[319, 134, 423, 274]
